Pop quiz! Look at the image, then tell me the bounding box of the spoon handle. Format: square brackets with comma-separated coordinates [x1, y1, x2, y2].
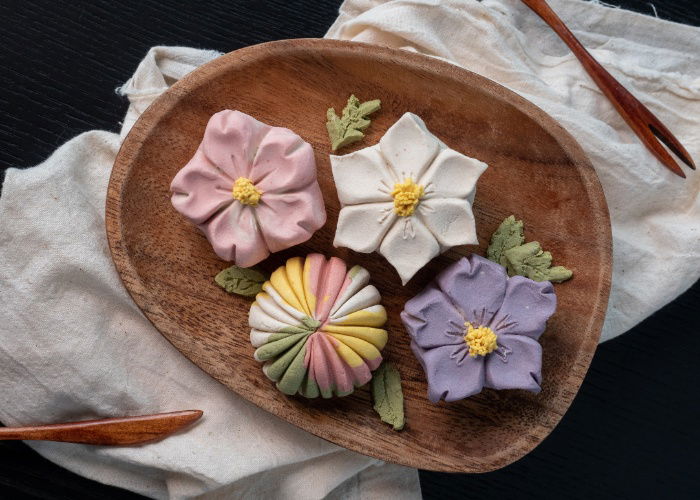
[0, 410, 203, 445]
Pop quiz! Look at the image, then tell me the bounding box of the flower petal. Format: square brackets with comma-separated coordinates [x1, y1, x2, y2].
[255, 186, 327, 253]
[418, 198, 478, 250]
[379, 216, 440, 285]
[331, 145, 395, 205]
[484, 334, 542, 392]
[201, 110, 271, 179]
[489, 276, 557, 340]
[411, 342, 485, 402]
[420, 148, 487, 201]
[170, 149, 234, 224]
[200, 202, 269, 266]
[252, 127, 318, 193]
[334, 203, 396, 253]
[401, 283, 465, 349]
[379, 113, 440, 181]
[435, 255, 507, 325]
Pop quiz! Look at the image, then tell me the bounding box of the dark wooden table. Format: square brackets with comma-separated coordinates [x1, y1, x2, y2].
[1, 1, 698, 498]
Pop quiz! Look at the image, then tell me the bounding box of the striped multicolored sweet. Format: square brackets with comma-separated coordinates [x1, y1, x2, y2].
[249, 254, 388, 398]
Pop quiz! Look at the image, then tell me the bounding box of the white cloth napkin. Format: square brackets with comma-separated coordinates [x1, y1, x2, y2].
[327, 0, 700, 341]
[0, 47, 420, 499]
[1, 0, 699, 498]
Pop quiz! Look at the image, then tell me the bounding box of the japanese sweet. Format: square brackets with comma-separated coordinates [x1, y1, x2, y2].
[249, 254, 389, 398]
[331, 112, 487, 284]
[401, 254, 556, 402]
[171, 110, 326, 267]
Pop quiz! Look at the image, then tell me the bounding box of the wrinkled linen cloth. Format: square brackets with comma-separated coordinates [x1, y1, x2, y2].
[327, 0, 700, 341]
[0, 47, 420, 499]
[1, 0, 699, 497]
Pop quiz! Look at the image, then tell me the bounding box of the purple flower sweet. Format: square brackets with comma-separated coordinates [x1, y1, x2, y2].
[401, 254, 556, 403]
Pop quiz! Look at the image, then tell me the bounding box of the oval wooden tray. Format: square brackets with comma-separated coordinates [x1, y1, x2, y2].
[106, 39, 611, 472]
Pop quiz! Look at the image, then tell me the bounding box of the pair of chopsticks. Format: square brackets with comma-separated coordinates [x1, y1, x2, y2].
[521, 0, 695, 178]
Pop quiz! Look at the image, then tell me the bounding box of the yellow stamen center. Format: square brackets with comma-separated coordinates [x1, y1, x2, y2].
[391, 178, 424, 217]
[232, 177, 262, 206]
[464, 322, 498, 357]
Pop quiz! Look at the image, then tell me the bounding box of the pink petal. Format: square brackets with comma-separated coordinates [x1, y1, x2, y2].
[170, 149, 234, 224]
[256, 185, 326, 253]
[314, 257, 347, 323]
[251, 127, 318, 194]
[201, 110, 271, 179]
[200, 202, 269, 266]
[306, 332, 354, 396]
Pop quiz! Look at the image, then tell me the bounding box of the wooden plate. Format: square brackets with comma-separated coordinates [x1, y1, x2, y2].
[106, 39, 611, 472]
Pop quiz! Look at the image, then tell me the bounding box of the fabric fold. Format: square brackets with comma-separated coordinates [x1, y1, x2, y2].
[0, 46, 420, 499]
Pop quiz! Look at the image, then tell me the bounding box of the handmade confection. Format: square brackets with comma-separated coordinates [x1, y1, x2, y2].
[249, 254, 388, 398]
[171, 110, 326, 267]
[331, 112, 487, 284]
[401, 254, 557, 403]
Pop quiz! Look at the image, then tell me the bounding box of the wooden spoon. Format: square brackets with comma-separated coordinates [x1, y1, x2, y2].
[0, 410, 203, 445]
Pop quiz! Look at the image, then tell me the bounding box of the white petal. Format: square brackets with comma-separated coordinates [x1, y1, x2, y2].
[255, 293, 303, 326]
[250, 329, 274, 347]
[329, 266, 371, 317]
[420, 148, 487, 200]
[418, 198, 478, 249]
[249, 303, 296, 332]
[334, 203, 396, 253]
[260, 284, 307, 321]
[379, 113, 440, 181]
[330, 145, 395, 205]
[379, 217, 440, 284]
[330, 285, 382, 320]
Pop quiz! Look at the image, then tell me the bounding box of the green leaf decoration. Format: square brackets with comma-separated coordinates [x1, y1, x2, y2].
[487, 215, 572, 283]
[486, 215, 524, 267]
[326, 94, 381, 151]
[371, 362, 405, 431]
[215, 265, 268, 297]
[504, 241, 573, 283]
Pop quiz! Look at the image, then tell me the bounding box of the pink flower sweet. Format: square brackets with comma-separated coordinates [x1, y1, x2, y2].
[170, 110, 326, 267]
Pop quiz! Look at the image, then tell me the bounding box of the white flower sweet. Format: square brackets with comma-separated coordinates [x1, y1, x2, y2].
[331, 112, 488, 284]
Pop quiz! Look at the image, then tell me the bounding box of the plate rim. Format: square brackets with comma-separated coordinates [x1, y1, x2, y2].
[106, 38, 612, 472]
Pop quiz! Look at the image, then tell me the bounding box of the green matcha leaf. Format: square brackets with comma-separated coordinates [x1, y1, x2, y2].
[215, 265, 268, 297]
[487, 216, 573, 283]
[504, 241, 573, 283]
[326, 94, 381, 151]
[486, 215, 524, 267]
[371, 362, 405, 431]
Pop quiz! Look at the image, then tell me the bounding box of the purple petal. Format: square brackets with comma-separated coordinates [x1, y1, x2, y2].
[411, 342, 485, 403]
[401, 283, 465, 349]
[489, 275, 556, 340]
[436, 255, 507, 326]
[484, 334, 542, 392]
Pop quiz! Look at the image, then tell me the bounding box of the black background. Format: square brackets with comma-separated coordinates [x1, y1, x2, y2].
[1, 1, 698, 498]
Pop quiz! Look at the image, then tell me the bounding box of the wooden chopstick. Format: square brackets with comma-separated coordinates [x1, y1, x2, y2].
[521, 0, 695, 178]
[0, 410, 203, 445]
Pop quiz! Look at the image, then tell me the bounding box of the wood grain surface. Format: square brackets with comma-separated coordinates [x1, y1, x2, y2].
[1, 1, 698, 498]
[105, 39, 611, 473]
